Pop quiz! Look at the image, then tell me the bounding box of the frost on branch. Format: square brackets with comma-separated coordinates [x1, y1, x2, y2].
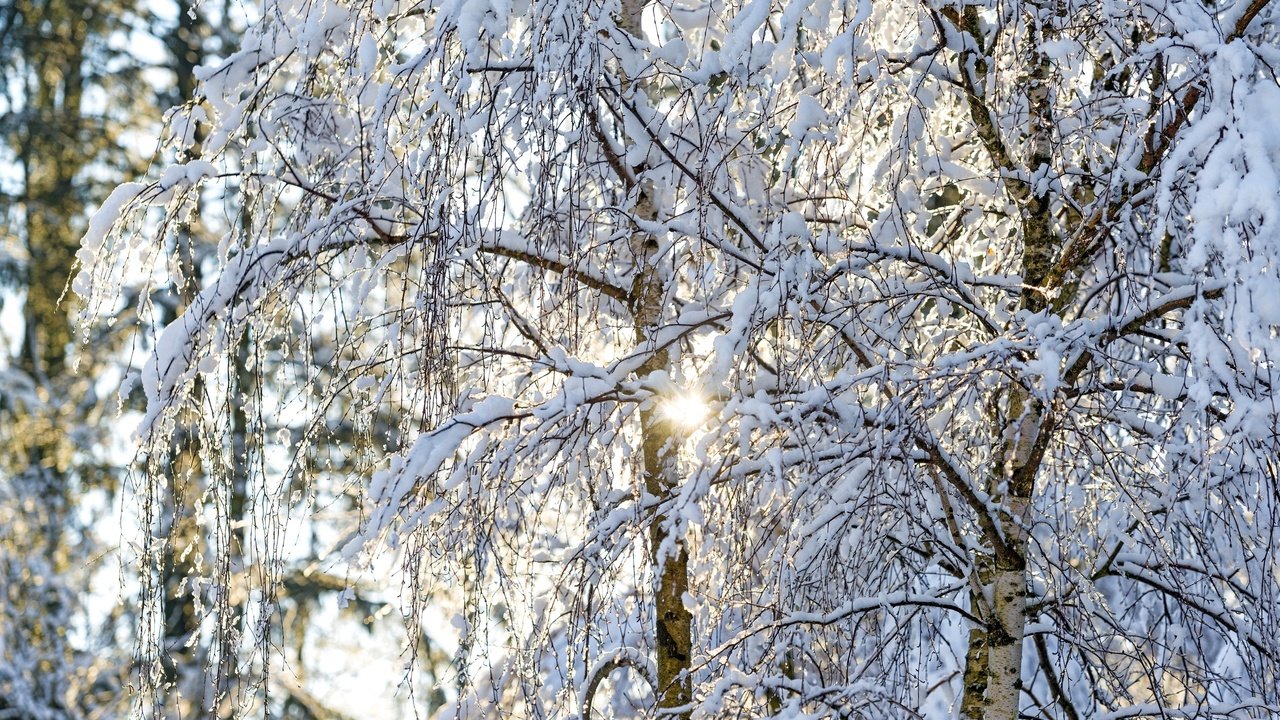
[79, 0, 1280, 717]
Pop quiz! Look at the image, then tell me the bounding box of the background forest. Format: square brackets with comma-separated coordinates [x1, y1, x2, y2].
[0, 1, 440, 718]
[3, 0, 1280, 719]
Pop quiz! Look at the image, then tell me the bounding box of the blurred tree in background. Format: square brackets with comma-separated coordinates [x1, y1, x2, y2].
[1, 1, 427, 717]
[0, 0, 150, 714]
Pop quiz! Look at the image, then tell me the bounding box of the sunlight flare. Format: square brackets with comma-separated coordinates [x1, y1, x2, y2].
[660, 391, 709, 430]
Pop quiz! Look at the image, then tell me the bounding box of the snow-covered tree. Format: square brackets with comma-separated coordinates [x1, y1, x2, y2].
[79, 0, 1280, 717]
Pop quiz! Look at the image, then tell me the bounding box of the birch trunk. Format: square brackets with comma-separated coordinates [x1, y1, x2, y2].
[951, 3, 1059, 715]
[631, 181, 693, 718]
[614, 3, 693, 715]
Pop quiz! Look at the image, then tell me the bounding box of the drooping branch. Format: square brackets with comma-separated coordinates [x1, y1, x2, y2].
[580, 648, 657, 719]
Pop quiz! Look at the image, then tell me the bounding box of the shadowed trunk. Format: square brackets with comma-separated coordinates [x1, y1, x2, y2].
[629, 164, 692, 714]
[616, 2, 693, 715]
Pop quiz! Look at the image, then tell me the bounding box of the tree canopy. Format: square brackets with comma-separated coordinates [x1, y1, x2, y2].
[76, 0, 1280, 718]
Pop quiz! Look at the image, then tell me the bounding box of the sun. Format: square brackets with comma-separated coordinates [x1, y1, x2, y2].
[660, 391, 710, 430]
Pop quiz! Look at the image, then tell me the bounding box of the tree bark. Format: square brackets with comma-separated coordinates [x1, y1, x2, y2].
[949, 3, 1059, 716]
[613, 3, 693, 716]
[631, 189, 693, 718]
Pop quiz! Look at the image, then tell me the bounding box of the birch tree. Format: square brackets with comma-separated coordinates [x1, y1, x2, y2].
[79, 0, 1280, 717]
